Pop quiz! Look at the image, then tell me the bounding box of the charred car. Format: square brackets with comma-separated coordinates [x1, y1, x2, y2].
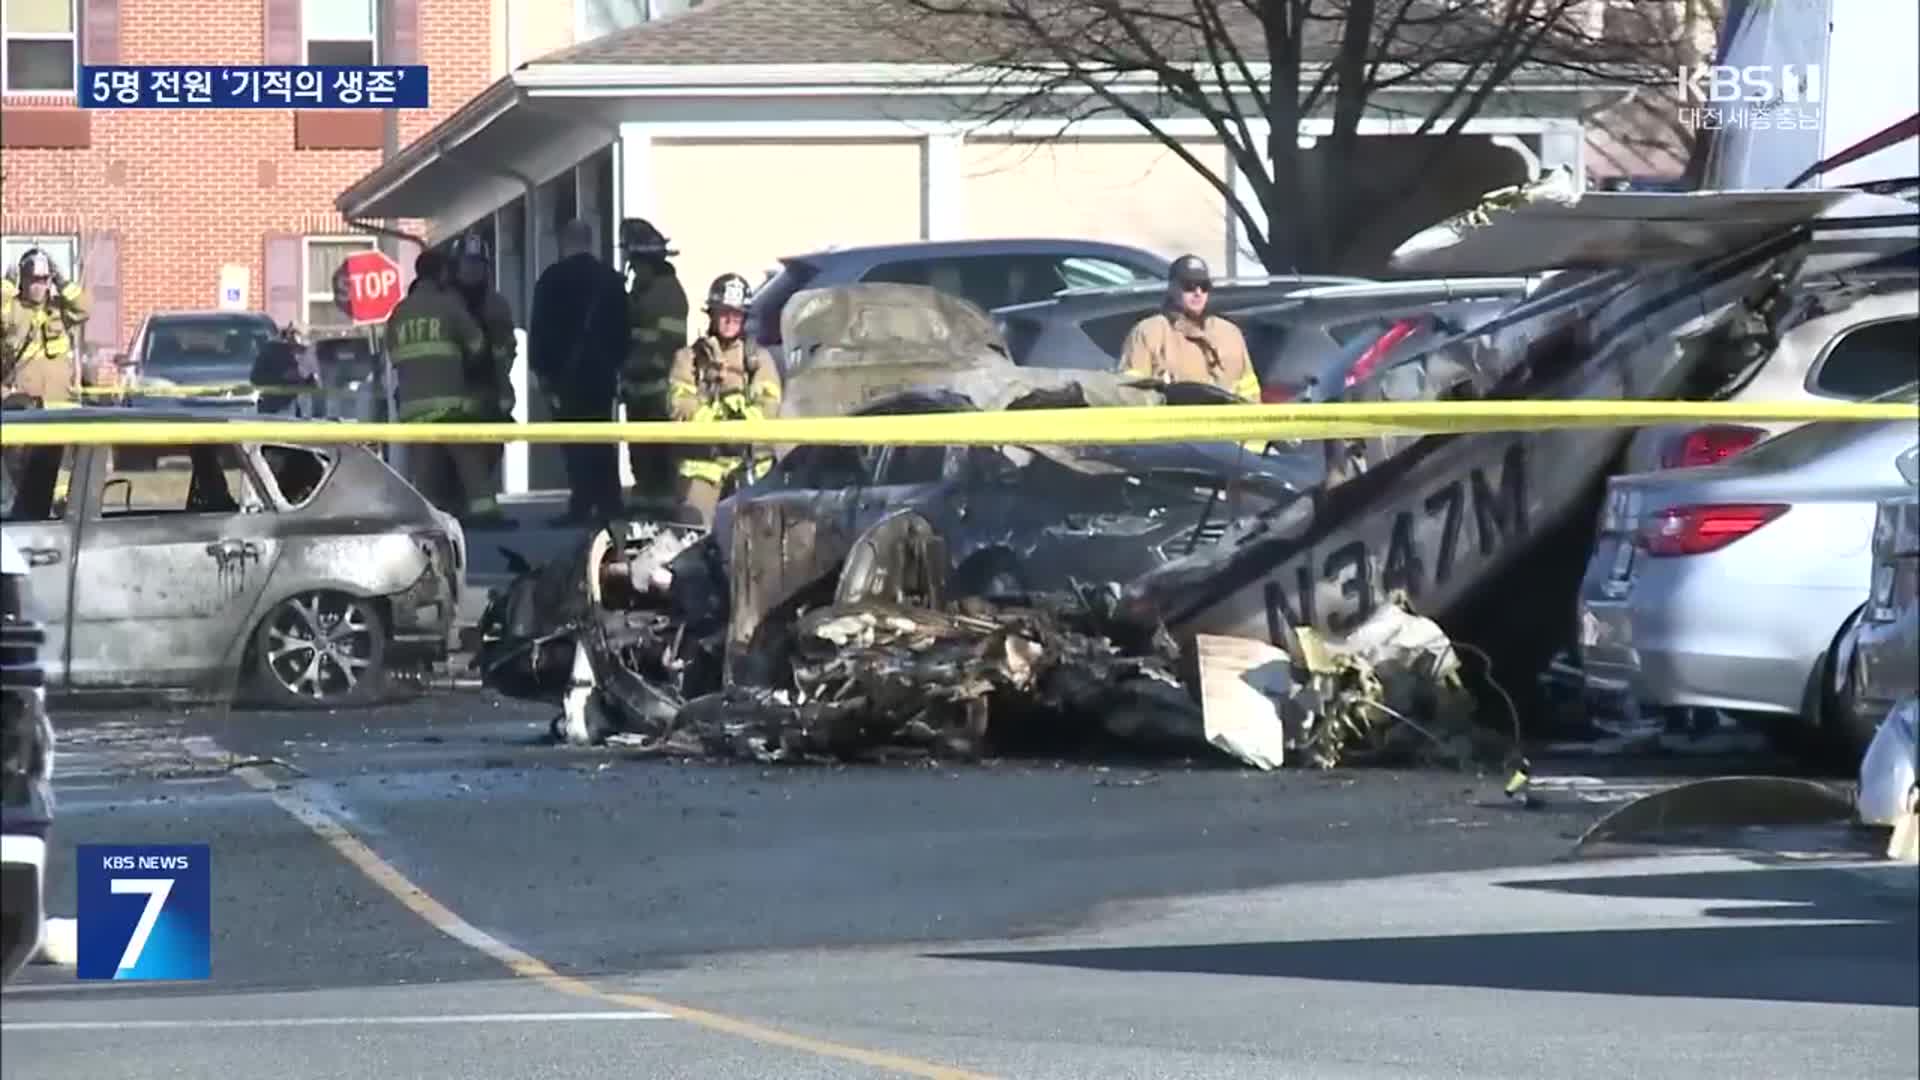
[0, 406, 464, 707]
[476, 376, 1320, 755]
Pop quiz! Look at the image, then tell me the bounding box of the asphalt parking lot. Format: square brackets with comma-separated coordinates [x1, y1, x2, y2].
[4, 689, 1915, 1079]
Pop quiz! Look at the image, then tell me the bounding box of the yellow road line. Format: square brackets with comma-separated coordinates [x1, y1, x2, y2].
[180, 736, 992, 1080]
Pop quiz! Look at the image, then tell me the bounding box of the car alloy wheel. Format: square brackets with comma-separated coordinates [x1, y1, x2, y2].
[259, 591, 385, 705]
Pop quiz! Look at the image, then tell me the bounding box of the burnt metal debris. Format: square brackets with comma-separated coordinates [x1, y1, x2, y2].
[474, 495, 1481, 769]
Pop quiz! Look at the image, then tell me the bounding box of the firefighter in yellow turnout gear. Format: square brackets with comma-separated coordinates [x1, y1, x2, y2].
[668, 273, 782, 527]
[620, 219, 690, 515]
[1, 248, 90, 407]
[451, 231, 519, 502]
[384, 248, 516, 530]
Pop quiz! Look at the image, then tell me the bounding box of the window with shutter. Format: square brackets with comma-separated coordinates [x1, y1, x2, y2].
[301, 236, 377, 332]
[2, 0, 80, 92]
[303, 0, 375, 65]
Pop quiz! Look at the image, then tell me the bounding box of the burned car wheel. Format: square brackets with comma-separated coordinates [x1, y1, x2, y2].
[253, 591, 388, 708]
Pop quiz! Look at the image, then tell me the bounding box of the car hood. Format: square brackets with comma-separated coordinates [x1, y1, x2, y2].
[777, 284, 1017, 418]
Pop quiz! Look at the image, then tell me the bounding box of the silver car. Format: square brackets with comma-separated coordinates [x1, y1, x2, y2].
[1837, 445, 1920, 750]
[1620, 275, 1916, 474]
[1577, 392, 1920, 745]
[0, 406, 466, 708]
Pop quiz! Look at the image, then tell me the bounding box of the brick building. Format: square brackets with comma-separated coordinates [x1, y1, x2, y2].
[0, 0, 687, 361]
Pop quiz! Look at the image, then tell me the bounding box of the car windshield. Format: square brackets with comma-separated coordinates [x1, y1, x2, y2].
[142, 315, 277, 375]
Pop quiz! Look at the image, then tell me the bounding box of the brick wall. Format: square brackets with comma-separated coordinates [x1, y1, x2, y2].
[0, 0, 496, 355]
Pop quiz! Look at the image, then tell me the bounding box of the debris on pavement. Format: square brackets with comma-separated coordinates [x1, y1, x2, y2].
[1197, 594, 1482, 770]
[482, 507, 1508, 770]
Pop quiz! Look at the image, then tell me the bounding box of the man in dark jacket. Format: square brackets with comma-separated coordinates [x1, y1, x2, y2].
[530, 218, 629, 525]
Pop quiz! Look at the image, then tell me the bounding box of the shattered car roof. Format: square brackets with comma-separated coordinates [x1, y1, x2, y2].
[776, 283, 1020, 417]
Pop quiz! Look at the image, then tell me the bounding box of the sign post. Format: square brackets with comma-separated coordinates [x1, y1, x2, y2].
[331, 249, 404, 325]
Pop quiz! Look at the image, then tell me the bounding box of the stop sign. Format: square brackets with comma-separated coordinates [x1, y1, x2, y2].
[332, 250, 404, 324]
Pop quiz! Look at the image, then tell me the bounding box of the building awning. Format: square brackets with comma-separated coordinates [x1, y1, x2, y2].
[339, 56, 1611, 238]
[334, 76, 622, 232]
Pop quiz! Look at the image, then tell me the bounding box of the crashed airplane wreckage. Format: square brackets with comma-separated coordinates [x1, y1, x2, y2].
[477, 177, 1920, 768]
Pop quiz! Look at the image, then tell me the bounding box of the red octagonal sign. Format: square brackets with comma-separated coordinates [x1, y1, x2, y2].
[332, 249, 405, 325]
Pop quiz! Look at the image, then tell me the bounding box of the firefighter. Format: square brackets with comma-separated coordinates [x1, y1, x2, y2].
[1117, 254, 1261, 402]
[620, 218, 690, 515]
[451, 231, 518, 496]
[384, 248, 515, 530]
[667, 272, 782, 527]
[1, 249, 89, 406]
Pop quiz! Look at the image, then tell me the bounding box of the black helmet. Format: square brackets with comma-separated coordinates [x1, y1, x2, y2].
[620, 218, 678, 258]
[454, 232, 491, 264]
[1169, 254, 1212, 290]
[17, 247, 53, 280]
[705, 273, 752, 314]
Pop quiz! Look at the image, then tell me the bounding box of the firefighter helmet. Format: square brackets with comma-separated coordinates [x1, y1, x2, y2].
[454, 232, 491, 264]
[705, 273, 752, 314]
[17, 248, 52, 280]
[620, 218, 678, 259]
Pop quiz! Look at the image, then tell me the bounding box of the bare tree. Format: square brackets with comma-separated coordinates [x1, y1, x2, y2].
[862, 0, 1711, 271]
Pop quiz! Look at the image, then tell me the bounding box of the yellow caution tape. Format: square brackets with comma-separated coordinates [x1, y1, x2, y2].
[1, 400, 1910, 449]
[66, 381, 356, 399]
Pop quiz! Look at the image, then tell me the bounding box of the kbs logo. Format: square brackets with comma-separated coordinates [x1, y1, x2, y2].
[1676, 64, 1823, 132]
[76, 845, 211, 981]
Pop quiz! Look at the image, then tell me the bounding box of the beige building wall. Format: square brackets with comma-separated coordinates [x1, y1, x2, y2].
[650, 139, 926, 317]
[960, 137, 1232, 269]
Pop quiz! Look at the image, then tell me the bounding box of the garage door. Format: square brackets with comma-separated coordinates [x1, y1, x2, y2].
[652, 139, 924, 320]
[961, 137, 1230, 268]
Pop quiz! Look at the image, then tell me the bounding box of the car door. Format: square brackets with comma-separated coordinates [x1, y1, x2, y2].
[66, 443, 286, 690]
[0, 442, 84, 688]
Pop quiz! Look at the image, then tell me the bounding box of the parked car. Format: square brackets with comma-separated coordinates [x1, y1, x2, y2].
[1, 525, 53, 983]
[1576, 390, 1920, 751]
[1620, 273, 1918, 473]
[1224, 278, 1534, 402]
[1835, 443, 1920, 751]
[989, 274, 1371, 374]
[117, 310, 284, 406]
[746, 239, 1174, 365]
[0, 406, 466, 708]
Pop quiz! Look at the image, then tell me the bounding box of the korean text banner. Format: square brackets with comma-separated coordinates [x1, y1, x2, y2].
[79, 66, 429, 110]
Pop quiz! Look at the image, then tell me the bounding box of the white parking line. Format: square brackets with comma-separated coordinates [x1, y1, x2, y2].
[2, 1011, 672, 1032]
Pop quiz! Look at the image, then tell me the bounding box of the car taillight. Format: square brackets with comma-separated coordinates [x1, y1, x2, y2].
[1346, 318, 1422, 387]
[1636, 503, 1788, 557]
[1260, 383, 1298, 403]
[1658, 424, 1766, 469]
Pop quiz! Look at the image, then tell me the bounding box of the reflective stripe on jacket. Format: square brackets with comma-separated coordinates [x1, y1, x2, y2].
[386, 282, 487, 422]
[675, 393, 774, 485]
[624, 265, 690, 399]
[2, 282, 89, 405]
[667, 335, 781, 421]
